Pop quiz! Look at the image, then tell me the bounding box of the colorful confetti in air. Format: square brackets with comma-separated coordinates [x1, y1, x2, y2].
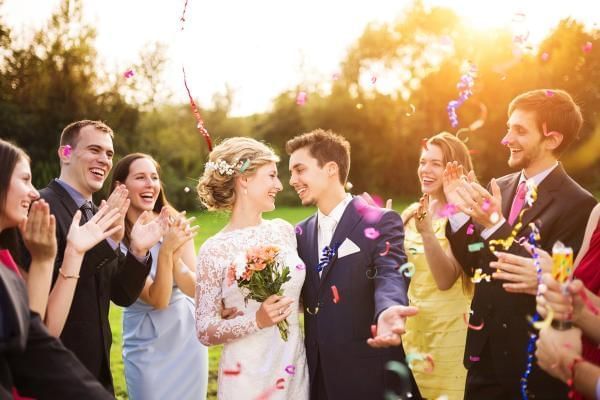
[63, 144, 72, 157]
[331, 285, 340, 304]
[379, 241, 391, 256]
[296, 91, 307, 106]
[447, 61, 477, 128]
[364, 227, 380, 240]
[182, 67, 213, 151]
[123, 69, 135, 79]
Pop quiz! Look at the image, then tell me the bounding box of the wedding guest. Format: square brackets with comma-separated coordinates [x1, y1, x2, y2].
[20, 120, 163, 393]
[442, 89, 597, 398]
[401, 132, 474, 400]
[0, 138, 112, 399]
[110, 153, 208, 400]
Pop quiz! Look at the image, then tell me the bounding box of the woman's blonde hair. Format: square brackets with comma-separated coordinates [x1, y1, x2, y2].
[197, 137, 279, 211]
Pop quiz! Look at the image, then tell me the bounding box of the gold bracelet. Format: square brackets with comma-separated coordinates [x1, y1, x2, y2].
[59, 268, 80, 280]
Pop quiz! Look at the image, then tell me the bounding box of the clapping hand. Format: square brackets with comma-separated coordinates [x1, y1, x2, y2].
[162, 212, 199, 255]
[367, 305, 418, 348]
[442, 162, 502, 228]
[104, 184, 130, 243]
[129, 207, 170, 258]
[407, 194, 434, 235]
[66, 205, 123, 255]
[19, 200, 57, 264]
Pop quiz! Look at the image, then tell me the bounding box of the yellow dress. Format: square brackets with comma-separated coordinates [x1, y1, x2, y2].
[402, 204, 472, 400]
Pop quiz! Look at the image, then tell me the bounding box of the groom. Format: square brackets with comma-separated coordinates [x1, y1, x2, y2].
[286, 129, 421, 400]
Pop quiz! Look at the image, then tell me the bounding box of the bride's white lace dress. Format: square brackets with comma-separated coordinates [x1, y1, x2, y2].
[195, 218, 309, 400]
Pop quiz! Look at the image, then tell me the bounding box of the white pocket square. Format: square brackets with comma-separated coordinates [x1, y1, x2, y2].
[337, 238, 360, 258]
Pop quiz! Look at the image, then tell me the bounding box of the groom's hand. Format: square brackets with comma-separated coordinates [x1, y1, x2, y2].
[367, 305, 418, 348]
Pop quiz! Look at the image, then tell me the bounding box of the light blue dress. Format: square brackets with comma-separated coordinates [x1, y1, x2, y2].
[121, 242, 208, 400]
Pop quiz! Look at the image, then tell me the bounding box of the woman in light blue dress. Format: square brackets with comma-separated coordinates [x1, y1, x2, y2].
[110, 153, 208, 400]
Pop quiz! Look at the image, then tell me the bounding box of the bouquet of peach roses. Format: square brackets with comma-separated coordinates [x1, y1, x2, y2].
[227, 245, 291, 341]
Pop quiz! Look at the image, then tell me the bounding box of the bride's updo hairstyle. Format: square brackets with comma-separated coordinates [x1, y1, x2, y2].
[197, 137, 279, 211]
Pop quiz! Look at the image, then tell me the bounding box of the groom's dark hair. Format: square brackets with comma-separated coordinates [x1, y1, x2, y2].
[285, 129, 350, 185]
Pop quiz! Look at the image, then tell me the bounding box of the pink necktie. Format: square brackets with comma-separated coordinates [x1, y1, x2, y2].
[508, 181, 527, 225]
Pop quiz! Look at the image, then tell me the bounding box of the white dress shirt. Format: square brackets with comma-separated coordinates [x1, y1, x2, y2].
[317, 194, 353, 276]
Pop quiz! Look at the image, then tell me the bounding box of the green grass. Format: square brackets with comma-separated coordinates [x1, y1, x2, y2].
[110, 203, 410, 399]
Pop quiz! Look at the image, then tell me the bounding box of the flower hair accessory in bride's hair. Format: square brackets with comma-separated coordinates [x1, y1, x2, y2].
[204, 158, 250, 176]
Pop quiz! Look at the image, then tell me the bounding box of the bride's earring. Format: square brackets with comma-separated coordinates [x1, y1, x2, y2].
[244, 188, 248, 195]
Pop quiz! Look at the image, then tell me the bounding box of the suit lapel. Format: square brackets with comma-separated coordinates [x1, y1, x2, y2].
[301, 215, 320, 291]
[319, 198, 363, 287]
[500, 173, 520, 219]
[48, 179, 81, 219]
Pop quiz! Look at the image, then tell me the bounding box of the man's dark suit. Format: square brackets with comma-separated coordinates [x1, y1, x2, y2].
[1, 260, 112, 399]
[35, 179, 151, 393]
[448, 164, 597, 399]
[297, 197, 421, 400]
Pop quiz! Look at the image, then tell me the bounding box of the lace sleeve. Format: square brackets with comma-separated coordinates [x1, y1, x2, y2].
[195, 240, 259, 346]
[272, 218, 298, 250]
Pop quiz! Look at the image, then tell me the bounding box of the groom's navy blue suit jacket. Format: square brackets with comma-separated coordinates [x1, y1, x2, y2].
[297, 197, 421, 399]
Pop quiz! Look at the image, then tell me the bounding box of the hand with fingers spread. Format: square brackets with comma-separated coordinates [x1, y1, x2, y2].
[130, 207, 170, 258]
[255, 295, 294, 329]
[491, 248, 551, 295]
[464, 179, 503, 228]
[442, 161, 469, 209]
[104, 184, 130, 242]
[19, 200, 57, 264]
[367, 305, 418, 348]
[66, 205, 123, 255]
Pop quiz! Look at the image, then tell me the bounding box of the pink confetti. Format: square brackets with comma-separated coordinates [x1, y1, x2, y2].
[364, 227, 380, 240]
[179, 0, 189, 30]
[437, 203, 458, 217]
[481, 199, 491, 211]
[295, 225, 303, 235]
[541, 52, 550, 62]
[371, 75, 377, 84]
[463, 313, 485, 330]
[379, 241, 391, 256]
[284, 365, 296, 375]
[295, 264, 305, 271]
[296, 91, 307, 106]
[63, 144, 72, 157]
[466, 224, 475, 235]
[583, 41, 593, 54]
[123, 69, 134, 79]
[332, 72, 340, 80]
[331, 285, 340, 304]
[223, 362, 242, 376]
[469, 355, 481, 362]
[501, 138, 509, 146]
[354, 197, 384, 224]
[545, 89, 555, 97]
[275, 378, 285, 390]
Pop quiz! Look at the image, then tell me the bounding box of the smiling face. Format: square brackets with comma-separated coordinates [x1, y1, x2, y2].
[244, 162, 283, 212]
[123, 157, 161, 213]
[503, 109, 548, 171]
[61, 126, 114, 198]
[2, 158, 40, 229]
[288, 147, 332, 206]
[418, 144, 445, 196]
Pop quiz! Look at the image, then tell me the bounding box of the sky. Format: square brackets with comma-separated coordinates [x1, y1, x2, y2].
[2, 0, 599, 116]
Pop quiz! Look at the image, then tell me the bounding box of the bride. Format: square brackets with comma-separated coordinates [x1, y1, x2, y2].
[195, 137, 309, 399]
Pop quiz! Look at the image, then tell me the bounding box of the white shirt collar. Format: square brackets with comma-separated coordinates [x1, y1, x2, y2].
[317, 193, 353, 225]
[519, 162, 559, 187]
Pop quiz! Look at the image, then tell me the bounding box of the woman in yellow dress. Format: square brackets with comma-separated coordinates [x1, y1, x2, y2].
[402, 132, 474, 400]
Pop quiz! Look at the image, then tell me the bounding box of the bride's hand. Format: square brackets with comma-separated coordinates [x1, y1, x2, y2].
[256, 295, 293, 329]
